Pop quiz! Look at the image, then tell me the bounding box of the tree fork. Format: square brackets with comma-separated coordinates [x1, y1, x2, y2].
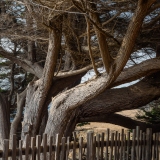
[21, 18, 62, 138]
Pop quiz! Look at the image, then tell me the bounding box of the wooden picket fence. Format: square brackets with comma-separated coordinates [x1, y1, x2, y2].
[0, 126, 160, 160]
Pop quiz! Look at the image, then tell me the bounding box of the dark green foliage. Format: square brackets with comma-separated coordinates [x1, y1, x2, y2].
[77, 122, 90, 127]
[136, 106, 160, 124]
[0, 88, 7, 93]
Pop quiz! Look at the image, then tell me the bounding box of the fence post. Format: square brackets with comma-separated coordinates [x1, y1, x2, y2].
[31, 137, 35, 160]
[114, 131, 118, 160]
[49, 136, 53, 160]
[66, 137, 70, 160]
[61, 137, 66, 160]
[120, 129, 124, 160]
[96, 133, 100, 159]
[87, 131, 94, 160]
[93, 135, 96, 160]
[155, 133, 159, 160]
[105, 129, 110, 160]
[25, 134, 30, 160]
[19, 140, 23, 160]
[101, 132, 104, 160]
[72, 132, 77, 160]
[146, 128, 152, 160]
[55, 134, 60, 160]
[36, 135, 41, 160]
[131, 129, 136, 160]
[43, 134, 47, 160]
[109, 133, 114, 160]
[126, 131, 130, 160]
[117, 133, 120, 160]
[3, 139, 9, 160]
[12, 134, 17, 160]
[79, 137, 83, 160]
[141, 132, 145, 160]
[136, 126, 140, 160]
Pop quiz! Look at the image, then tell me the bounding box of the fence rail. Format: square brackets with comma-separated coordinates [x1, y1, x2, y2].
[1, 126, 160, 160]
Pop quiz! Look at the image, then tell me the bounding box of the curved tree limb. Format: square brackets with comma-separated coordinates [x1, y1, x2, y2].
[22, 19, 62, 138]
[55, 61, 102, 78]
[0, 47, 43, 78]
[78, 73, 160, 122]
[79, 113, 160, 133]
[112, 57, 160, 87]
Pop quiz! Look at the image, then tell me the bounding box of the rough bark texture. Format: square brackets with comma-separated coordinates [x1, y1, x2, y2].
[112, 57, 160, 87]
[79, 73, 160, 121]
[10, 90, 26, 139]
[0, 94, 10, 149]
[22, 24, 62, 138]
[110, 0, 156, 78]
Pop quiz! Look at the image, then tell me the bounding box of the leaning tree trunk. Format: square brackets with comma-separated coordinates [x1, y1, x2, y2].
[21, 21, 62, 139]
[0, 94, 10, 149]
[44, 0, 156, 142]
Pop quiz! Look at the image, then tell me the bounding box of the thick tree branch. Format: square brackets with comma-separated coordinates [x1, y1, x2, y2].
[78, 74, 160, 121]
[56, 61, 102, 78]
[22, 20, 62, 137]
[89, 3, 112, 73]
[111, 0, 156, 79]
[143, 14, 160, 28]
[79, 113, 160, 133]
[112, 57, 160, 87]
[0, 47, 43, 78]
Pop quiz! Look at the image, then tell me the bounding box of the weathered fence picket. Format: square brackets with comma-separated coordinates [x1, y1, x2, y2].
[36, 135, 41, 160]
[19, 140, 22, 160]
[31, 137, 35, 160]
[3, 139, 9, 160]
[0, 126, 160, 160]
[49, 136, 53, 160]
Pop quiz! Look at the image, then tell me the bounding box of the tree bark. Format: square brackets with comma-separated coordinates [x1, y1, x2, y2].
[89, 1, 112, 73]
[79, 72, 160, 118]
[10, 90, 26, 139]
[0, 94, 10, 149]
[45, 0, 157, 139]
[21, 22, 62, 138]
[45, 71, 160, 142]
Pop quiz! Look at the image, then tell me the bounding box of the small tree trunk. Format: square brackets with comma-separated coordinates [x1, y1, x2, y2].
[10, 90, 26, 139]
[0, 94, 10, 149]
